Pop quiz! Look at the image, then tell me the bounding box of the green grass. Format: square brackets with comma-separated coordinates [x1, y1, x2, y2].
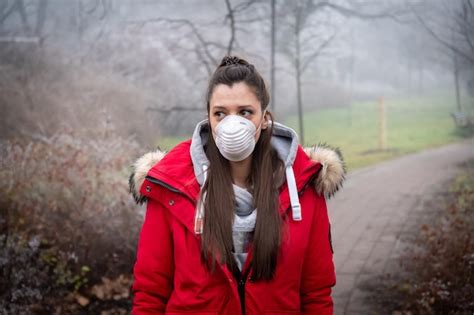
[158, 93, 473, 172]
[284, 94, 474, 171]
[157, 136, 188, 151]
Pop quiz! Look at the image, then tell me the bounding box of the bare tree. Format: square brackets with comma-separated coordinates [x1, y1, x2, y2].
[277, 0, 336, 145]
[35, 0, 48, 38]
[0, 0, 30, 34]
[0, 0, 49, 43]
[270, 0, 277, 112]
[131, 17, 223, 76]
[411, 0, 474, 110]
[277, 0, 407, 145]
[413, 0, 474, 66]
[129, 1, 266, 115]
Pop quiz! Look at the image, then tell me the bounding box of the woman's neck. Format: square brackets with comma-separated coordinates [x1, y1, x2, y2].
[229, 156, 252, 189]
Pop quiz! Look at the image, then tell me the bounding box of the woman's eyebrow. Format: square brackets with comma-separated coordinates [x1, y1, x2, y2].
[213, 106, 227, 110]
[213, 105, 254, 110]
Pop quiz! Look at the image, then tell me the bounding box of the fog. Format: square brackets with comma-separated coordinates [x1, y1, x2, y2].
[1, 0, 472, 144]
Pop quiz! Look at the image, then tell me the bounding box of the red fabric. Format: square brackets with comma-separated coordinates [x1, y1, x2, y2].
[132, 140, 336, 315]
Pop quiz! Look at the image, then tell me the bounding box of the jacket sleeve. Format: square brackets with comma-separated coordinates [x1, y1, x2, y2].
[132, 198, 174, 315]
[300, 191, 336, 315]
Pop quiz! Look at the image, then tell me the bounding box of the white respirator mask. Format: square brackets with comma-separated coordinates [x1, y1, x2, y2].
[213, 111, 266, 162]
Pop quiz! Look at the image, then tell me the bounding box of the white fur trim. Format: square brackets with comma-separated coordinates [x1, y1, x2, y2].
[129, 144, 346, 204]
[303, 143, 346, 199]
[129, 149, 166, 204]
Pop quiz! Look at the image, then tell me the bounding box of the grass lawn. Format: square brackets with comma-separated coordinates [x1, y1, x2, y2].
[284, 93, 474, 171]
[157, 93, 473, 172]
[157, 136, 189, 151]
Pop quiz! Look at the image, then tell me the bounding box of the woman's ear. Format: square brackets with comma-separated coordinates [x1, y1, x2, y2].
[262, 111, 269, 130]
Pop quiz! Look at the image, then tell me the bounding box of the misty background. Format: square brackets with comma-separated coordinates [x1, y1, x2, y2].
[1, 0, 472, 146]
[0, 0, 473, 314]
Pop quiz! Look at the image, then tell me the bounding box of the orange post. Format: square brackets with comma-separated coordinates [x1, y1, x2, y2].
[379, 96, 386, 150]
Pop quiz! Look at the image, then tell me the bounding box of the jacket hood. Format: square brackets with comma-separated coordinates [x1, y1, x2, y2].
[188, 119, 308, 226]
[129, 130, 346, 205]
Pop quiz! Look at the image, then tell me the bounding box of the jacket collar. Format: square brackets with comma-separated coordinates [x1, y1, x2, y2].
[129, 141, 346, 205]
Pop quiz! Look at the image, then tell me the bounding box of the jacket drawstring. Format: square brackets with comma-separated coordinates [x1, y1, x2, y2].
[194, 164, 208, 234]
[285, 165, 302, 221]
[194, 163, 302, 234]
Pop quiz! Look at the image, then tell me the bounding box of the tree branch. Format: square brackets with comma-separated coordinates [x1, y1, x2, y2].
[311, 1, 408, 23]
[411, 3, 474, 64]
[130, 17, 219, 69]
[300, 32, 336, 75]
[147, 106, 204, 115]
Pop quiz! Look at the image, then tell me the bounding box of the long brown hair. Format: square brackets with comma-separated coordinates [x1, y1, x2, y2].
[200, 55, 284, 281]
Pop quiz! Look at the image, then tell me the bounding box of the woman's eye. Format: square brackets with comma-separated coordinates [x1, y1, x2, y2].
[214, 111, 225, 119]
[240, 110, 252, 117]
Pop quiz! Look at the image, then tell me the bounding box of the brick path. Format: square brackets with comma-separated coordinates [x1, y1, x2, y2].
[327, 139, 474, 314]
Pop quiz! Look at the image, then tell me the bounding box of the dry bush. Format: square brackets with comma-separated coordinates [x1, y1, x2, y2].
[367, 160, 474, 314]
[0, 129, 143, 314]
[0, 43, 160, 145]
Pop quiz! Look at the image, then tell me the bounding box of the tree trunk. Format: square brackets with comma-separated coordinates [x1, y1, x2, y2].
[417, 59, 424, 95]
[36, 0, 48, 38]
[295, 16, 304, 145]
[270, 0, 276, 112]
[17, 0, 30, 34]
[453, 53, 462, 112]
[379, 96, 386, 150]
[349, 30, 355, 128]
[296, 67, 304, 145]
[224, 0, 235, 55]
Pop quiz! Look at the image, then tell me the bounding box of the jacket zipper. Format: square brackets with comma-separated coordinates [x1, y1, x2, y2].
[145, 175, 196, 204]
[233, 265, 251, 315]
[236, 165, 321, 314]
[145, 175, 180, 193]
[146, 164, 320, 314]
[238, 278, 245, 315]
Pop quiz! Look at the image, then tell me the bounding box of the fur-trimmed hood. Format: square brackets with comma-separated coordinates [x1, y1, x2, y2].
[129, 141, 346, 205]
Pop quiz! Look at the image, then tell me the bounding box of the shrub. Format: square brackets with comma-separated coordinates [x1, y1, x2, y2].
[0, 129, 143, 313]
[368, 160, 474, 314]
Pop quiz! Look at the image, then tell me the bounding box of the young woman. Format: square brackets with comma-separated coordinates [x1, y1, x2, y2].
[129, 55, 346, 315]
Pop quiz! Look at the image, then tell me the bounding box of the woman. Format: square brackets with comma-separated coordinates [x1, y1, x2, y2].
[129, 55, 346, 315]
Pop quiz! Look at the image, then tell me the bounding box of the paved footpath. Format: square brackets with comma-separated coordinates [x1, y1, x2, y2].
[327, 138, 474, 314]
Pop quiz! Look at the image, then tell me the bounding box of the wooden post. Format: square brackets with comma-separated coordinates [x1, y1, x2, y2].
[379, 96, 386, 150]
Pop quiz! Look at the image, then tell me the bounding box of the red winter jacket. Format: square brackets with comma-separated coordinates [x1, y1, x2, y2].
[129, 140, 345, 315]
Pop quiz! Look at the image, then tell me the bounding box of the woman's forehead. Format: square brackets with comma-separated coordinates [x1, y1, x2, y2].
[210, 83, 260, 110]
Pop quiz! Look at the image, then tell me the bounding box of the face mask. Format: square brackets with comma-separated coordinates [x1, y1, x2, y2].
[214, 112, 266, 162]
